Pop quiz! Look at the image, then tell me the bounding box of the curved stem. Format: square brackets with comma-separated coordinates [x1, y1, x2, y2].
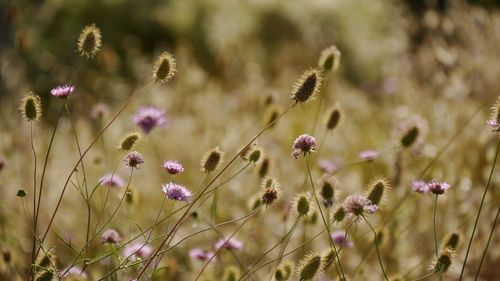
[362, 215, 389, 281]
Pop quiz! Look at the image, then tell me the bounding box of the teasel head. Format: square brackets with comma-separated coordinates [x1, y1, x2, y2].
[77, 24, 102, 58]
[240, 143, 263, 163]
[260, 177, 280, 206]
[118, 132, 141, 151]
[153, 51, 176, 83]
[397, 116, 428, 152]
[257, 156, 271, 178]
[293, 193, 313, 217]
[442, 232, 460, 251]
[263, 104, 281, 128]
[332, 206, 346, 223]
[291, 68, 324, 104]
[275, 260, 294, 281]
[201, 146, 224, 173]
[319, 174, 338, 208]
[19, 92, 42, 123]
[296, 253, 323, 280]
[324, 104, 342, 131]
[431, 249, 454, 275]
[223, 265, 240, 281]
[365, 177, 391, 206]
[318, 45, 341, 72]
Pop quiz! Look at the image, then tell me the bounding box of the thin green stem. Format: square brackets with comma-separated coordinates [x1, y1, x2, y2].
[474, 207, 500, 281]
[433, 194, 439, 258]
[29, 123, 37, 274]
[363, 215, 389, 281]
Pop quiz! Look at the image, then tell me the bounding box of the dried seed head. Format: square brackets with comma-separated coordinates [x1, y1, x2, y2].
[431, 249, 454, 275]
[324, 104, 342, 131]
[17, 188, 27, 197]
[19, 92, 42, 122]
[275, 261, 294, 281]
[118, 132, 141, 151]
[201, 146, 224, 173]
[239, 143, 255, 160]
[263, 104, 281, 128]
[291, 68, 323, 104]
[153, 51, 176, 83]
[443, 232, 460, 251]
[223, 266, 240, 281]
[261, 186, 280, 206]
[319, 175, 337, 208]
[257, 157, 270, 178]
[332, 206, 346, 223]
[294, 193, 313, 217]
[397, 116, 428, 151]
[366, 177, 391, 206]
[77, 24, 102, 58]
[321, 248, 336, 270]
[123, 151, 144, 168]
[296, 253, 323, 280]
[318, 45, 341, 72]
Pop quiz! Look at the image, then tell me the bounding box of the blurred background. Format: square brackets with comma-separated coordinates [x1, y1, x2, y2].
[1, 0, 500, 280]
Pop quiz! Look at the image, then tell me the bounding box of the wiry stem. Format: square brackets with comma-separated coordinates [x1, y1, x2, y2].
[433, 194, 439, 258]
[474, 207, 500, 281]
[363, 215, 389, 281]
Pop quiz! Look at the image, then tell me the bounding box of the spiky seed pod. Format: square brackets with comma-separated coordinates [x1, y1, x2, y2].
[318, 45, 341, 72]
[201, 147, 224, 173]
[332, 206, 346, 223]
[400, 126, 419, 148]
[319, 175, 337, 208]
[16, 189, 27, 197]
[275, 261, 294, 281]
[366, 177, 391, 206]
[35, 270, 54, 281]
[77, 24, 102, 58]
[291, 69, 323, 104]
[257, 157, 270, 178]
[119, 133, 141, 151]
[442, 232, 460, 251]
[294, 194, 313, 217]
[153, 52, 176, 83]
[263, 105, 281, 128]
[324, 104, 341, 131]
[223, 266, 240, 281]
[19, 92, 42, 122]
[398, 116, 428, 150]
[431, 249, 454, 275]
[321, 248, 336, 270]
[3, 249, 11, 263]
[297, 253, 323, 280]
[239, 143, 255, 160]
[248, 148, 263, 163]
[261, 185, 280, 206]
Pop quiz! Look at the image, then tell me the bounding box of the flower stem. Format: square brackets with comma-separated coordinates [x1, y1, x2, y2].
[362, 215, 389, 281]
[474, 206, 500, 281]
[433, 194, 439, 258]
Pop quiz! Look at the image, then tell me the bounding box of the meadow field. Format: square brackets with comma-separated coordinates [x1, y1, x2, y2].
[1, 0, 500, 280]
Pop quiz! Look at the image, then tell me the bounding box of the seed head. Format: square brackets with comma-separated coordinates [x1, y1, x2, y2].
[35, 269, 54, 281]
[51, 84, 75, 99]
[123, 151, 144, 168]
[318, 45, 341, 72]
[324, 104, 342, 131]
[319, 175, 337, 208]
[443, 232, 460, 251]
[35, 250, 56, 274]
[431, 249, 454, 275]
[17, 188, 28, 197]
[291, 68, 323, 104]
[77, 24, 102, 58]
[201, 146, 224, 173]
[153, 51, 176, 83]
[332, 206, 346, 223]
[263, 104, 281, 128]
[294, 193, 313, 217]
[397, 116, 428, 152]
[101, 229, 121, 245]
[275, 261, 294, 281]
[19, 92, 42, 122]
[118, 132, 141, 151]
[296, 253, 323, 280]
[366, 177, 391, 206]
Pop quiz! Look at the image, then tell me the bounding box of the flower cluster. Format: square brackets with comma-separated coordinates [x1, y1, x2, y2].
[412, 179, 450, 195]
[132, 106, 167, 134]
[162, 182, 192, 202]
[292, 134, 317, 159]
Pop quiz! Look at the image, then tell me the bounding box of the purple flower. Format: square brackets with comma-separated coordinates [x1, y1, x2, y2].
[331, 231, 353, 248]
[319, 158, 338, 173]
[189, 248, 217, 262]
[123, 242, 153, 262]
[162, 182, 192, 202]
[163, 160, 184, 175]
[124, 151, 144, 168]
[101, 229, 122, 245]
[412, 180, 429, 193]
[51, 84, 75, 99]
[132, 106, 167, 134]
[487, 119, 500, 132]
[428, 180, 450, 195]
[343, 194, 376, 216]
[292, 134, 317, 159]
[91, 102, 110, 120]
[359, 150, 379, 161]
[214, 237, 243, 251]
[99, 173, 125, 188]
[62, 266, 87, 278]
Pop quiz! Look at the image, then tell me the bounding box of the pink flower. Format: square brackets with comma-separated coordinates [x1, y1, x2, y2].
[487, 119, 500, 132]
[214, 237, 243, 251]
[292, 134, 317, 159]
[189, 248, 217, 262]
[99, 173, 125, 188]
[331, 231, 353, 248]
[132, 106, 167, 134]
[51, 85, 75, 99]
[428, 180, 450, 195]
[123, 242, 153, 262]
[162, 183, 192, 202]
[163, 160, 184, 175]
[412, 180, 429, 193]
[359, 150, 379, 161]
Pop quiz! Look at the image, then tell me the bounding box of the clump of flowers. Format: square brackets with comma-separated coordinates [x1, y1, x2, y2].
[214, 237, 243, 251]
[163, 160, 184, 175]
[99, 173, 125, 188]
[51, 85, 75, 99]
[292, 134, 317, 159]
[132, 106, 167, 134]
[162, 182, 192, 202]
[123, 151, 144, 168]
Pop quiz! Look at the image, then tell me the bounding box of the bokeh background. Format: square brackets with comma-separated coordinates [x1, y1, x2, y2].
[1, 0, 500, 280]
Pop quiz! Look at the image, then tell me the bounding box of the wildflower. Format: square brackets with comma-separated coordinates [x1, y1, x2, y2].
[319, 158, 337, 173]
[77, 24, 102, 58]
[291, 69, 323, 103]
[412, 180, 429, 193]
[487, 96, 500, 132]
[359, 150, 379, 161]
[163, 160, 184, 175]
[296, 253, 323, 280]
[123, 243, 152, 262]
[343, 194, 377, 216]
[201, 146, 224, 173]
[19, 92, 42, 122]
[162, 182, 192, 202]
[99, 173, 125, 188]
[118, 132, 141, 151]
[331, 230, 353, 248]
[153, 52, 176, 83]
[132, 106, 167, 134]
[366, 177, 391, 206]
[318, 45, 341, 72]
[214, 237, 243, 251]
[324, 104, 342, 131]
[101, 229, 121, 245]
[189, 248, 216, 262]
[292, 134, 317, 159]
[51, 84, 75, 99]
[428, 180, 450, 195]
[90, 102, 110, 120]
[123, 151, 144, 168]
